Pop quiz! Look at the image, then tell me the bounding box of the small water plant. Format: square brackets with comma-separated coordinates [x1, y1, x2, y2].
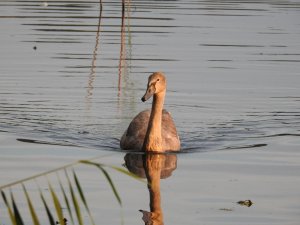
[0, 157, 141, 225]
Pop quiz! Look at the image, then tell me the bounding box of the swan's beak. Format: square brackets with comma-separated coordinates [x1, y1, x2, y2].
[141, 84, 156, 102]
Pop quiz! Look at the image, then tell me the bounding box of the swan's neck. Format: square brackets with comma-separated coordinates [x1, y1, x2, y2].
[143, 91, 165, 152]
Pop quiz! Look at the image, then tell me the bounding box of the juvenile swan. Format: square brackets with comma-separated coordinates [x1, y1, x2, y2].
[120, 72, 180, 152]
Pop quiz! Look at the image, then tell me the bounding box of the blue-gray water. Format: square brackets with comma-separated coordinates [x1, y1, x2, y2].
[1, 1, 300, 225]
[0, 0, 299, 152]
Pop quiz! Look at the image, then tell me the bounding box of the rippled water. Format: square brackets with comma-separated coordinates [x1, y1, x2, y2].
[0, 0, 300, 152]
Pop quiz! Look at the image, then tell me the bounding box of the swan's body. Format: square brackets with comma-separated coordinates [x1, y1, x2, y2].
[120, 72, 180, 152]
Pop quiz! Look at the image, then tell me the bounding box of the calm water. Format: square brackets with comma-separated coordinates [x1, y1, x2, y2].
[1, 1, 300, 225]
[0, 0, 299, 151]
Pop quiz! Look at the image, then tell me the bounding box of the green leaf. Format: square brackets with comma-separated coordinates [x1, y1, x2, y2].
[98, 166, 122, 205]
[79, 160, 122, 205]
[58, 176, 74, 225]
[22, 184, 40, 225]
[73, 170, 95, 225]
[109, 165, 145, 183]
[79, 160, 99, 167]
[1, 190, 17, 225]
[10, 191, 24, 225]
[40, 190, 56, 225]
[65, 170, 83, 225]
[73, 170, 88, 209]
[48, 182, 64, 225]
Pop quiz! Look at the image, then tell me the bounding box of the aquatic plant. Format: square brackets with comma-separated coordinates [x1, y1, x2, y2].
[0, 157, 142, 225]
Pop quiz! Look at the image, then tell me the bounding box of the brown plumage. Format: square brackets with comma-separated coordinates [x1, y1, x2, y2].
[120, 72, 180, 152]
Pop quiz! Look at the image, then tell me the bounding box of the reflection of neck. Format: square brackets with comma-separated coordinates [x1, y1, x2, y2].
[145, 154, 164, 225]
[143, 91, 165, 152]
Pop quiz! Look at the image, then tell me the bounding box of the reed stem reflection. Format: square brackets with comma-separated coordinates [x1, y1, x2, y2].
[85, 1, 103, 111]
[118, 0, 132, 98]
[124, 153, 177, 225]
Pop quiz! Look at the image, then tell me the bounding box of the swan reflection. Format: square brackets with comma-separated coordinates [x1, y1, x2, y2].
[125, 153, 177, 225]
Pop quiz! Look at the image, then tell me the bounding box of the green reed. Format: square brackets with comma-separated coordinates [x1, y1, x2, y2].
[0, 157, 142, 225]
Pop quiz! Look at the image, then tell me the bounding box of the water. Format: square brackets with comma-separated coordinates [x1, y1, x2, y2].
[0, 0, 300, 152]
[1, 1, 300, 224]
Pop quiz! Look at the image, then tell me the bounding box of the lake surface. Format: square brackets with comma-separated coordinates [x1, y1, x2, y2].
[1, 0, 299, 151]
[0, 0, 300, 224]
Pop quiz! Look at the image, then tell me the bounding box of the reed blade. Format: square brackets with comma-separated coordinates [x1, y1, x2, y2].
[110, 165, 144, 183]
[22, 184, 40, 225]
[48, 182, 64, 225]
[100, 166, 122, 206]
[1, 190, 17, 225]
[65, 171, 83, 225]
[40, 190, 56, 225]
[73, 170, 95, 225]
[73, 170, 88, 210]
[79, 160, 122, 205]
[10, 191, 24, 225]
[58, 176, 74, 225]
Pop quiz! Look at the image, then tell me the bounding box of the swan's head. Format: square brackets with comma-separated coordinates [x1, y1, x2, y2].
[141, 72, 166, 102]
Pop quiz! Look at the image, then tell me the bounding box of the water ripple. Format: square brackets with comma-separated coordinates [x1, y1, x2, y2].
[0, 0, 299, 152]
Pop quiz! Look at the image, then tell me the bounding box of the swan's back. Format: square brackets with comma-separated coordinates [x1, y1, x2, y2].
[120, 109, 180, 151]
